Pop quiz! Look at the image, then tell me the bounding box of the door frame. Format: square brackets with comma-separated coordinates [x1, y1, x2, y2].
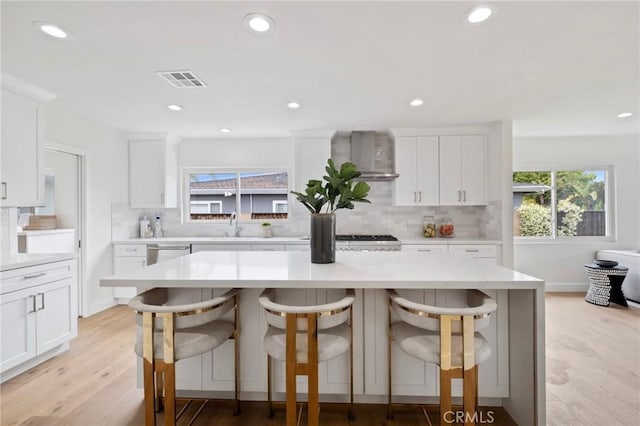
[43, 140, 88, 317]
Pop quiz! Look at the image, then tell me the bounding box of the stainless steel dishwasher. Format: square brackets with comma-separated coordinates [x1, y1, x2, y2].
[146, 244, 191, 265]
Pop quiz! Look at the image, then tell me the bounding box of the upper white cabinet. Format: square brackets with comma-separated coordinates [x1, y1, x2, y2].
[393, 136, 439, 206]
[439, 135, 486, 205]
[1, 75, 56, 207]
[128, 133, 180, 208]
[392, 130, 487, 206]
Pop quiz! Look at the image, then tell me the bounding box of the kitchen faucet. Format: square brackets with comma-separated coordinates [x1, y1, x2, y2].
[229, 211, 242, 237]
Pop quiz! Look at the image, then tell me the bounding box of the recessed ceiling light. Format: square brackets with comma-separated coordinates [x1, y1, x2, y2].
[617, 112, 633, 118]
[410, 99, 424, 107]
[167, 104, 183, 111]
[220, 128, 232, 133]
[33, 21, 73, 39]
[243, 13, 275, 33]
[467, 6, 494, 24]
[287, 102, 300, 109]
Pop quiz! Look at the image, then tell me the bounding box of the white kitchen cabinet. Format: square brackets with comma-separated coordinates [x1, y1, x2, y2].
[0, 287, 37, 372]
[363, 288, 508, 398]
[0, 258, 77, 381]
[403, 243, 500, 265]
[401, 244, 447, 253]
[112, 244, 146, 301]
[448, 244, 499, 265]
[251, 244, 285, 251]
[18, 229, 76, 254]
[191, 244, 252, 252]
[393, 136, 439, 206]
[128, 133, 180, 208]
[1, 77, 55, 207]
[439, 135, 486, 205]
[286, 244, 310, 251]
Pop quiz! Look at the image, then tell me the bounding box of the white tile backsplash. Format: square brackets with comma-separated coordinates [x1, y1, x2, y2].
[111, 133, 502, 240]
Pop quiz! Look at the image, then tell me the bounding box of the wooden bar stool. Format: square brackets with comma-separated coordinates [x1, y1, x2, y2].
[258, 288, 356, 426]
[128, 287, 240, 426]
[386, 289, 497, 426]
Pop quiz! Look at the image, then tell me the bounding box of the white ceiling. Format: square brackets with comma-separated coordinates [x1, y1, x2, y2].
[2, 1, 638, 138]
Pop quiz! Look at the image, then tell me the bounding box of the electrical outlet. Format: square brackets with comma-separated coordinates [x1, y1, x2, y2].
[400, 220, 407, 229]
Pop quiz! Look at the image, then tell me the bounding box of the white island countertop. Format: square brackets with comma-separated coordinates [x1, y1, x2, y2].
[100, 251, 542, 289]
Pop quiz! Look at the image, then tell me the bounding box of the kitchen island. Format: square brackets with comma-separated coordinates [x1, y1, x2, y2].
[101, 250, 545, 425]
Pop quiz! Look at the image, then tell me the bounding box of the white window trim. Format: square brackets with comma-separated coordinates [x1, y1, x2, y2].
[182, 167, 293, 224]
[513, 165, 615, 243]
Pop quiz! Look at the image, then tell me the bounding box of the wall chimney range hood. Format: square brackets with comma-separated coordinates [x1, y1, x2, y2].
[350, 131, 399, 181]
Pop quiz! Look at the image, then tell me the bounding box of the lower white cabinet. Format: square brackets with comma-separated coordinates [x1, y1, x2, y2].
[113, 244, 146, 301]
[403, 243, 501, 265]
[18, 229, 76, 254]
[0, 258, 77, 380]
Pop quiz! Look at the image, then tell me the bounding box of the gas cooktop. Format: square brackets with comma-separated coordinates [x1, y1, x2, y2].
[336, 234, 399, 242]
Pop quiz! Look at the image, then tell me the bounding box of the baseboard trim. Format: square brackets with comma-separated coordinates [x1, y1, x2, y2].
[545, 282, 588, 292]
[85, 297, 118, 317]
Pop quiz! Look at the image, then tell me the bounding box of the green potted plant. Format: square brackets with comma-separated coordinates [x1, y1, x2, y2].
[261, 222, 272, 238]
[291, 159, 371, 263]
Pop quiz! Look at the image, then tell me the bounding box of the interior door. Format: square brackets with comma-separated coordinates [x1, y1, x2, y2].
[43, 148, 83, 316]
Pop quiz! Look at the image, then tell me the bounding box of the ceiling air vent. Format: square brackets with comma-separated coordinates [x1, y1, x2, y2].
[156, 70, 207, 88]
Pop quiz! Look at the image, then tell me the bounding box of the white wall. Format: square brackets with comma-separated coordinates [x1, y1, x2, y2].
[44, 99, 128, 315]
[513, 135, 640, 289]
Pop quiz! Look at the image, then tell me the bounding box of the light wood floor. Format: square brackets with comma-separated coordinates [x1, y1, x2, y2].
[545, 293, 640, 426]
[0, 293, 638, 425]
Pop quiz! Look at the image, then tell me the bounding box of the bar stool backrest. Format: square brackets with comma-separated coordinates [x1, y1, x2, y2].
[387, 289, 496, 333]
[259, 288, 355, 330]
[130, 287, 237, 329]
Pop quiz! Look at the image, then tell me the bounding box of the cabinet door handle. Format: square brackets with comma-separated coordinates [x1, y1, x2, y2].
[1, 182, 6, 200]
[465, 249, 480, 253]
[458, 190, 461, 202]
[23, 272, 46, 280]
[161, 193, 165, 204]
[463, 190, 466, 202]
[414, 192, 417, 202]
[36, 292, 45, 311]
[28, 295, 37, 313]
[418, 191, 422, 202]
[417, 249, 432, 252]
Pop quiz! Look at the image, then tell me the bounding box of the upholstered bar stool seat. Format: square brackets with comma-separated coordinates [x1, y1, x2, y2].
[391, 322, 492, 367]
[134, 320, 235, 361]
[263, 323, 350, 363]
[129, 287, 240, 426]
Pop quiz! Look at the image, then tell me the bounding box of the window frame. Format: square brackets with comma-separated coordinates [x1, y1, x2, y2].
[513, 165, 615, 243]
[182, 167, 293, 224]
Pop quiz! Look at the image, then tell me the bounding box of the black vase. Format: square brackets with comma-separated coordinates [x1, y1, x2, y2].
[310, 213, 336, 264]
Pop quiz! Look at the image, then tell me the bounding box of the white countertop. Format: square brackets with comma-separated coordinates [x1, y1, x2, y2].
[112, 237, 500, 245]
[100, 251, 542, 290]
[18, 228, 75, 236]
[1, 253, 76, 271]
[112, 237, 309, 244]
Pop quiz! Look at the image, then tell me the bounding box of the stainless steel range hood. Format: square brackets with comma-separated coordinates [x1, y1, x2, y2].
[350, 131, 399, 181]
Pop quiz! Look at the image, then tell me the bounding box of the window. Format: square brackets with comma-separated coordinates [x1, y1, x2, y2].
[272, 200, 288, 213]
[185, 169, 290, 222]
[513, 168, 611, 239]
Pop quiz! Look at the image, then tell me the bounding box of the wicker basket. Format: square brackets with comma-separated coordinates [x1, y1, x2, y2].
[23, 215, 57, 230]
